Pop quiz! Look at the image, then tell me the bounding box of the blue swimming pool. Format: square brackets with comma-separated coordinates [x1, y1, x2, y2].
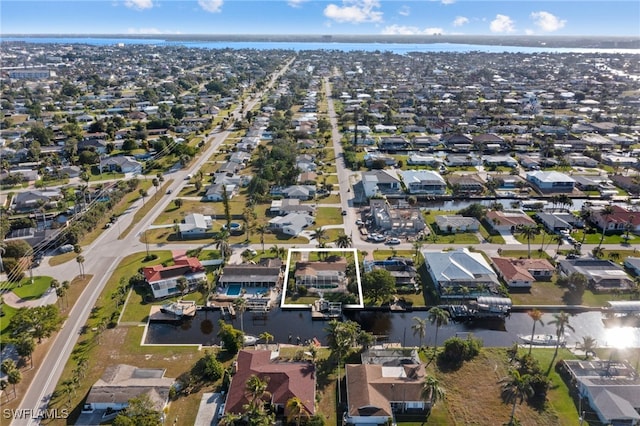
[226, 284, 241, 296]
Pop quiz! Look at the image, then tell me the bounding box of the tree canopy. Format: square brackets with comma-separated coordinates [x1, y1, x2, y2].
[362, 269, 396, 304]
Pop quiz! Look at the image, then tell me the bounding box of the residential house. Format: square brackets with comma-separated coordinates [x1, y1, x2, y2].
[526, 171, 575, 193]
[297, 171, 318, 185]
[378, 136, 411, 152]
[274, 185, 316, 201]
[223, 350, 315, 417]
[364, 152, 397, 168]
[442, 133, 473, 151]
[295, 260, 348, 290]
[269, 199, 315, 216]
[535, 212, 584, 232]
[178, 213, 212, 238]
[11, 189, 62, 213]
[558, 259, 635, 293]
[423, 248, 500, 294]
[218, 259, 283, 289]
[491, 257, 555, 289]
[78, 138, 107, 154]
[411, 135, 441, 149]
[623, 257, 640, 277]
[486, 209, 537, 233]
[473, 133, 507, 152]
[610, 175, 640, 196]
[399, 170, 446, 195]
[268, 212, 314, 236]
[204, 183, 236, 201]
[445, 153, 481, 167]
[143, 257, 206, 299]
[81, 364, 173, 416]
[369, 199, 427, 236]
[344, 362, 428, 424]
[363, 258, 417, 289]
[406, 152, 442, 166]
[447, 174, 486, 194]
[100, 156, 142, 174]
[434, 215, 481, 233]
[587, 205, 640, 234]
[483, 155, 518, 168]
[561, 360, 640, 426]
[361, 170, 402, 198]
[228, 151, 251, 166]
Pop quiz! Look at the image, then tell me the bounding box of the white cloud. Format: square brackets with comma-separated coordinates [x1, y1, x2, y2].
[382, 25, 443, 35]
[441, 0, 455, 4]
[288, 0, 307, 8]
[398, 5, 410, 17]
[530, 11, 566, 32]
[490, 14, 515, 33]
[452, 16, 469, 27]
[525, 29, 535, 35]
[124, 0, 153, 10]
[198, 0, 223, 13]
[324, 0, 383, 24]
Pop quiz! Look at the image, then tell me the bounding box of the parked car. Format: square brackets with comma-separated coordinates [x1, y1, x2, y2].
[386, 238, 401, 245]
[341, 210, 347, 216]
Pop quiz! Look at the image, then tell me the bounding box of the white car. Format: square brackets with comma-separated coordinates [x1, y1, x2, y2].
[386, 238, 401, 245]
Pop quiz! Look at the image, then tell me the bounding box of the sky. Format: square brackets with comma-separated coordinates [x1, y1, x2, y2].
[1, 0, 639, 36]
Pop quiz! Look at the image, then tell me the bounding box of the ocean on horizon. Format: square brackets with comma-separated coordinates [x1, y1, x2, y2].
[3, 37, 640, 55]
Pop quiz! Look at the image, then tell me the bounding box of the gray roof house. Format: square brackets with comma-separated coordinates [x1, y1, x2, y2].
[623, 257, 640, 277]
[562, 360, 640, 426]
[423, 248, 500, 294]
[100, 156, 142, 174]
[269, 198, 315, 216]
[434, 215, 481, 233]
[204, 183, 236, 201]
[268, 212, 314, 236]
[535, 212, 585, 232]
[218, 261, 282, 288]
[178, 213, 213, 238]
[526, 171, 575, 193]
[361, 170, 402, 198]
[558, 259, 634, 292]
[79, 364, 174, 424]
[12, 189, 62, 213]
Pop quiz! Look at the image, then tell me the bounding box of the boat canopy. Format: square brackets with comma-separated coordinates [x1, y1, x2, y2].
[606, 301, 640, 313]
[477, 296, 512, 308]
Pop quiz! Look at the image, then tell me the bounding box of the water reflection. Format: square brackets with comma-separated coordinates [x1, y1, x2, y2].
[144, 309, 640, 348]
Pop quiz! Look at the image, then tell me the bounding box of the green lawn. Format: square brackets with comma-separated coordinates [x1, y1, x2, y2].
[314, 206, 345, 227]
[312, 193, 342, 204]
[153, 199, 218, 225]
[0, 304, 19, 338]
[498, 250, 553, 260]
[10, 276, 54, 300]
[572, 230, 633, 245]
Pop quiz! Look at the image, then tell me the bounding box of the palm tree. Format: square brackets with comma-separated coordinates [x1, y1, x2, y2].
[551, 234, 564, 254]
[411, 316, 428, 349]
[412, 240, 424, 258]
[285, 396, 310, 426]
[518, 225, 540, 258]
[334, 233, 352, 248]
[259, 332, 274, 346]
[176, 277, 188, 295]
[233, 297, 248, 333]
[597, 204, 615, 249]
[215, 229, 232, 260]
[76, 254, 85, 278]
[499, 369, 534, 426]
[270, 245, 286, 260]
[428, 307, 450, 354]
[547, 311, 575, 373]
[420, 375, 446, 409]
[244, 374, 271, 412]
[526, 309, 544, 355]
[312, 227, 328, 248]
[577, 336, 597, 360]
[256, 224, 268, 253]
[219, 412, 242, 426]
[7, 368, 21, 398]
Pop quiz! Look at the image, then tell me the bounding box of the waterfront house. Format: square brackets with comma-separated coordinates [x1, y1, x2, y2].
[446, 174, 486, 194]
[295, 259, 348, 290]
[557, 259, 634, 293]
[218, 259, 283, 289]
[491, 257, 555, 289]
[143, 257, 206, 299]
[344, 362, 428, 424]
[399, 170, 446, 195]
[82, 364, 173, 416]
[486, 209, 537, 233]
[423, 248, 499, 294]
[361, 170, 403, 198]
[223, 350, 315, 417]
[434, 215, 481, 233]
[369, 199, 427, 235]
[526, 171, 575, 193]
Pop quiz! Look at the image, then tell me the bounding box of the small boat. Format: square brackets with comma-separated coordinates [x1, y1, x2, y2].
[160, 302, 185, 318]
[243, 335, 258, 346]
[519, 334, 563, 346]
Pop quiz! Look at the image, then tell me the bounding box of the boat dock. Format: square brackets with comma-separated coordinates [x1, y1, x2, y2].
[311, 299, 342, 320]
[149, 300, 197, 321]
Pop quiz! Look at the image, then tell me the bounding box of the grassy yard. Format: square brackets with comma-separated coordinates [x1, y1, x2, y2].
[509, 279, 633, 307]
[152, 199, 218, 225]
[10, 276, 53, 300]
[572, 230, 632, 245]
[499, 250, 553, 260]
[314, 206, 345, 227]
[118, 180, 173, 238]
[312, 193, 342, 204]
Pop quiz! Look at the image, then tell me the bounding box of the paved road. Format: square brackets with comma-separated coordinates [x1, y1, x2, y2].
[12, 59, 294, 426]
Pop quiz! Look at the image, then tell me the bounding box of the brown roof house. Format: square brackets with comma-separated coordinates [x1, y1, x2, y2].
[486, 209, 536, 233]
[345, 362, 428, 424]
[491, 257, 555, 289]
[81, 364, 174, 418]
[223, 350, 315, 417]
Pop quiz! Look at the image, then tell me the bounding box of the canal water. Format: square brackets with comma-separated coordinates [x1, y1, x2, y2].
[144, 309, 640, 349]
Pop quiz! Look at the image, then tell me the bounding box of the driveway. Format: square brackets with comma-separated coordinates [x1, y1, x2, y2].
[499, 230, 522, 245]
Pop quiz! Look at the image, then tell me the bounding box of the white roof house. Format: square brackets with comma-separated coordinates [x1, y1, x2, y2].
[178, 213, 213, 237]
[269, 213, 313, 236]
[423, 248, 499, 293]
[526, 171, 575, 192]
[399, 170, 446, 195]
[434, 215, 480, 233]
